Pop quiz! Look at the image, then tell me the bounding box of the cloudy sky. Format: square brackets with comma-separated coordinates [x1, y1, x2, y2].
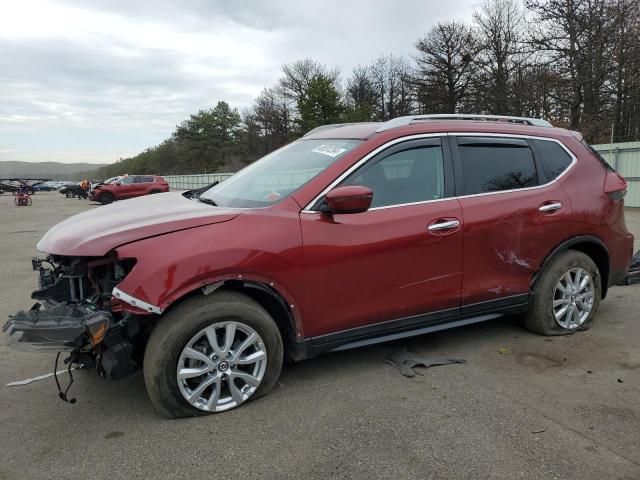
[0, 0, 478, 165]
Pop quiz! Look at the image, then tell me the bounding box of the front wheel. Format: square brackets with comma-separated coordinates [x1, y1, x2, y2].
[99, 192, 115, 204]
[524, 250, 601, 336]
[143, 291, 283, 418]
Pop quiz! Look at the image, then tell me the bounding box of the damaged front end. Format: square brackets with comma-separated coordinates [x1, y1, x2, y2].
[3, 255, 148, 381]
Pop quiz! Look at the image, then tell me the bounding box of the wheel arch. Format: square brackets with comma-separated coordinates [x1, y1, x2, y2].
[160, 277, 301, 361]
[532, 235, 610, 299]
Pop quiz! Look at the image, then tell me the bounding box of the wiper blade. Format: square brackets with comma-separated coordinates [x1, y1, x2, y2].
[198, 197, 217, 206]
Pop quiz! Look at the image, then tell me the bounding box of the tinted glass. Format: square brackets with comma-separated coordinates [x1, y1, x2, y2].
[342, 144, 445, 208]
[457, 138, 538, 195]
[135, 176, 154, 183]
[532, 139, 573, 181]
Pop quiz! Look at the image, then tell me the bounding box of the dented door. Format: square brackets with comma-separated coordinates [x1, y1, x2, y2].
[452, 135, 574, 306]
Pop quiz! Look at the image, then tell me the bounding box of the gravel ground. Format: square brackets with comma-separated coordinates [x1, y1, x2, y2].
[0, 192, 639, 480]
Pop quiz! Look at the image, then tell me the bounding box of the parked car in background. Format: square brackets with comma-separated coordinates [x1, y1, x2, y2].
[4, 114, 634, 418]
[89, 176, 121, 195]
[32, 181, 57, 192]
[59, 183, 87, 199]
[90, 175, 169, 204]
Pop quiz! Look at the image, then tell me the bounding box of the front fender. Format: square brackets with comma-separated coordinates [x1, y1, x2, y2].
[113, 203, 305, 331]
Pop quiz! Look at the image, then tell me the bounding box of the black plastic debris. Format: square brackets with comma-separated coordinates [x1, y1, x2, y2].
[621, 250, 640, 285]
[385, 348, 466, 377]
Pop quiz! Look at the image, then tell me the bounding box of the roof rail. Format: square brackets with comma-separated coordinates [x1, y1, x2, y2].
[376, 114, 552, 132]
[303, 122, 373, 137]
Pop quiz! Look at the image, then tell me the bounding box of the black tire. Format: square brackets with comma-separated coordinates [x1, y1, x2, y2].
[65, 191, 73, 198]
[524, 250, 601, 336]
[99, 192, 115, 204]
[143, 291, 284, 418]
[149, 190, 161, 194]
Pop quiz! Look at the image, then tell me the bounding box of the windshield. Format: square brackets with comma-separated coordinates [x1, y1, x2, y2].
[200, 139, 362, 208]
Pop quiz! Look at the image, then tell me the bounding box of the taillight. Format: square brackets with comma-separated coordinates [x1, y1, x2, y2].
[604, 172, 627, 202]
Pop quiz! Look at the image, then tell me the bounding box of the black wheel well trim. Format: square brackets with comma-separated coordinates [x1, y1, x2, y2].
[203, 279, 299, 360]
[531, 235, 610, 299]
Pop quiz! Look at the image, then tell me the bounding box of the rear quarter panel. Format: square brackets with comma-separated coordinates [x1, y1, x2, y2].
[558, 137, 634, 277]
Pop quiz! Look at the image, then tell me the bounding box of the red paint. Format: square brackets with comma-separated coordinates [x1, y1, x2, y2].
[37, 192, 242, 256]
[324, 185, 373, 214]
[89, 175, 169, 202]
[37, 121, 635, 341]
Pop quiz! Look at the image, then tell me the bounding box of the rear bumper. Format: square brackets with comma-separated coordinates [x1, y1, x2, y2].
[3, 303, 111, 352]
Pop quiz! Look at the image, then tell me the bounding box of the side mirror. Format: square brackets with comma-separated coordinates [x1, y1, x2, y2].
[322, 186, 373, 214]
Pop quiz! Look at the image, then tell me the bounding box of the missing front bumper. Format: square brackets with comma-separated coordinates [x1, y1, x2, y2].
[3, 303, 111, 352]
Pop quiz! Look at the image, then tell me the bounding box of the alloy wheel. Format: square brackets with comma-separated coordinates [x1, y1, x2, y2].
[176, 321, 267, 412]
[552, 267, 595, 329]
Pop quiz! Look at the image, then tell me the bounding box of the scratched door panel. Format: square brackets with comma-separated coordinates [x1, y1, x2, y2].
[452, 131, 574, 306]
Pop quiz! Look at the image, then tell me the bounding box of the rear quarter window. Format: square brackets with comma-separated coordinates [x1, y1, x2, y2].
[530, 139, 573, 182]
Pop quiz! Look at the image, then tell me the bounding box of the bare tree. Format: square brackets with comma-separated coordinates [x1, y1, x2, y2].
[344, 65, 378, 121]
[278, 58, 340, 103]
[370, 54, 414, 120]
[473, 0, 528, 115]
[414, 21, 480, 113]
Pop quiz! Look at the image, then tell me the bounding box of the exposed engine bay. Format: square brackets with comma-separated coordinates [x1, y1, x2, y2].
[3, 255, 151, 388]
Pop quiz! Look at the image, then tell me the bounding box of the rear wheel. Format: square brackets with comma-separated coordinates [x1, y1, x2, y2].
[149, 189, 161, 194]
[65, 191, 74, 198]
[99, 192, 115, 204]
[144, 291, 283, 418]
[524, 250, 601, 335]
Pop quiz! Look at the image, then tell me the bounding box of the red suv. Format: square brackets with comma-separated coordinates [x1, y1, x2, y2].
[4, 115, 634, 417]
[90, 175, 169, 204]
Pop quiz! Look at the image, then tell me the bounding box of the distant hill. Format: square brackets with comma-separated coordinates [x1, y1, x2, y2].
[0, 161, 108, 180]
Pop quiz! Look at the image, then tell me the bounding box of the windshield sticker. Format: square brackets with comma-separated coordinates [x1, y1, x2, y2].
[311, 144, 347, 158]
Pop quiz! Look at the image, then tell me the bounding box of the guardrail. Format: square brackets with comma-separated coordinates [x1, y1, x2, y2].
[164, 173, 234, 190]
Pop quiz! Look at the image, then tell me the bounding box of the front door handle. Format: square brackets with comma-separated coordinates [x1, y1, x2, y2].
[427, 219, 460, 231]
[539, 202, 563, 212]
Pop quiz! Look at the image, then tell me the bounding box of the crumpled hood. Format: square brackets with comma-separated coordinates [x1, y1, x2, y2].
[38, 192, 243, 256]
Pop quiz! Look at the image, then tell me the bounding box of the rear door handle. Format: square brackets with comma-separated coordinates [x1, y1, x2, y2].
[427, 219, 460, 231]
[539, 202, 562, 212]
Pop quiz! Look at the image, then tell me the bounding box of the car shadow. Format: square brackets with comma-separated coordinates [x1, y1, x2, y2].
[70, 314, 527, 418]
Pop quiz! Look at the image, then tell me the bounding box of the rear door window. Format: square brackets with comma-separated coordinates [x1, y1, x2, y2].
[134, 176, 154, 183]
[455, 137, 538, 195]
